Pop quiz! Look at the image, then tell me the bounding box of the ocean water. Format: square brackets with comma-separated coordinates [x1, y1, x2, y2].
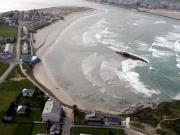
[43, 5, 180, 112]
[2, 0, 180, 112]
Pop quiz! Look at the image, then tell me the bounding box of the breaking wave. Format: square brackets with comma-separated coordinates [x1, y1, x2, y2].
[154, 20, 167, 24]
[121, 59, 159, 97]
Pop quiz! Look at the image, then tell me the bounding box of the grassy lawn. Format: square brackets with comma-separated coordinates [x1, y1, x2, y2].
[22, 63, 32, 74]
[70, 127, 126, 135]
[0, 79, 35, 135]
[0, 24, 17, 37]
[32, 124, 47, 135]
[0, 123, 46, 135]
[0, 62, 9, 76]
[74, 110, 85, 124]
[0, 65, 38, 135]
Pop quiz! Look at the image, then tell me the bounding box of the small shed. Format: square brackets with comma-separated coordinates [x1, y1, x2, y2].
[16, 105, 27, 114]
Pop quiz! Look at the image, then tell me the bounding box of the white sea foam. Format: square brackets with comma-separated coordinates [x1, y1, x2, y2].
[149, 47, 173, 57]
[175, 40, 180, 52]
[82, 31, 96, 46]
[121, 59, 159, 97]
[154, 20, 167, 24]
[112, 94, 123, 99]
[174, 93, 180, 100]
[150, 32, 180, 57]
[82, 53, 102, 87]
[99, 60, 121, 82]
[82, 18, 110, 46]
[149, 66, 155, 70]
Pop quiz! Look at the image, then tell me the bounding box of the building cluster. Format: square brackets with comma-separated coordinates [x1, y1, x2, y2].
[0, 10, 19, 27]
[21, 9, 58, 30]
[85, 111, 130, 127]
[20, 26, 40, 65]
[91, 0, 180, 10]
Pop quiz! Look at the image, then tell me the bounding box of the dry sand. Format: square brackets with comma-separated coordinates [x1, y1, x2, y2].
[33, 8, 104, 109]
[145, 9, 180, 20]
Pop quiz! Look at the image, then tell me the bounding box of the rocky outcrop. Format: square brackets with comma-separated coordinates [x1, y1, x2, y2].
[116, 51, 149, 63]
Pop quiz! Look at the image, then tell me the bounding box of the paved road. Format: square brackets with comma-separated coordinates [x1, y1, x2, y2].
[16, 24, 21, 61]
[62, 107, 73, 135]
[0, 63, 16, 84]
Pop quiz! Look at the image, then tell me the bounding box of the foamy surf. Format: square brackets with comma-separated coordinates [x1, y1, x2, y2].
[121, 59, 159, 97]
[173, 93, 180, 100]
[154, 20, 167, 24]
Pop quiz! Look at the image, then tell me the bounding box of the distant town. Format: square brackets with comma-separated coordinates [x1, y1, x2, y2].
[88, 0, 180, 10]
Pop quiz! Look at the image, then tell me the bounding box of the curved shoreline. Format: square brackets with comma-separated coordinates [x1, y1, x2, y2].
[33, 8, 107, 111]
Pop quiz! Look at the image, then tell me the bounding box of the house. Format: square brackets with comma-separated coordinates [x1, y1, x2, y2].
[16, 105, 27, 114]
[23, 26, 28, 34]
[22, 42, 29, 55]
[121, 117, 130, 128]
[22, 88, 35, 97]
[85, 111, 104, 124]
[42, 99, 61, 122]
[2, 43, 14, 59]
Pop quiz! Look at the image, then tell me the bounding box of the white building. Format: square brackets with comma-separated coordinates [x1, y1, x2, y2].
[22, 42, 29, 55]
[121, 117, 130, 128]
[42, 99, 61, 122]
[2, 43, 14, 59]
[23, 26, 28, 34]
[22, 88, 35, 97]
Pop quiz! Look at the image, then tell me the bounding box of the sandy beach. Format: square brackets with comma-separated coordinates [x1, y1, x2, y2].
[139, 8, 180, 20]
[33, 8, 104, 109]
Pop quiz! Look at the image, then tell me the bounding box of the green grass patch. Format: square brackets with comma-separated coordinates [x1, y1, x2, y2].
[130, 121, 145, 129]
[0, 74, 35, 134]
[70, 127, 126, 135]
[0, 24, 17, 37]
[0, 62, 9, 76]
[7, 65, 25, 79]
[132, 100, 180, 127]
[32, 124, 47, 135]
[22, 63, 32, 75]
[74, 110, 85, 125]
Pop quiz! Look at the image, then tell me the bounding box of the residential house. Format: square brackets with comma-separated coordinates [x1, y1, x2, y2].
[42, 99, 61, 122]
[22, 42, 29, 55]
[2, 43, 14, 59]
